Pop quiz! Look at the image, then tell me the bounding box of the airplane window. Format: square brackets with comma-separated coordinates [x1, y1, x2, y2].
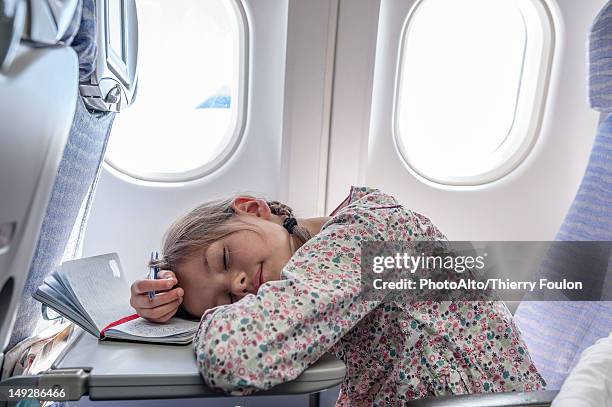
[105, 0, 247, 182]
[395, 0, 553, 186]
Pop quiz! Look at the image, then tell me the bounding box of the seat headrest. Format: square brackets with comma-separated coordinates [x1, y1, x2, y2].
[589, 0, 612, 112]
[24, 0, 80, 45]
[0, 0, 25, 69]
[0, 0, 80, 70]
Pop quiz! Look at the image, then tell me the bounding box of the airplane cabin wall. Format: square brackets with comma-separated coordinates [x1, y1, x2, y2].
[82, 0, 289, 281]
[61, 0, 608, 405]
[325, 0, 606, 241]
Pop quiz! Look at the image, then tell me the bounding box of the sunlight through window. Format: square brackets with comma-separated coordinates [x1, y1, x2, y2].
[395, 0, 553, 186]
[105, 0, 247, 182]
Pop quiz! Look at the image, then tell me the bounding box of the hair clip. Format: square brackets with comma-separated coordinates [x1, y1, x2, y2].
[282, 217, 298, 234]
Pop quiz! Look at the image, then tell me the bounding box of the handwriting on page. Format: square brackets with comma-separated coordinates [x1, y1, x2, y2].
[114, 317, 198, 337]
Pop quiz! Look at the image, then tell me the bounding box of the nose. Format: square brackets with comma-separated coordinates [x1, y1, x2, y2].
[231, 271, 251, 299]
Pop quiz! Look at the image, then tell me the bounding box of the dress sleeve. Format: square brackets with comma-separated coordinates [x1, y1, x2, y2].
[192, 201, 391, 395]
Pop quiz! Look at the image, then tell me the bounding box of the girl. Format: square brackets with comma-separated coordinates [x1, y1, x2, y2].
[129, 186, 545, 406]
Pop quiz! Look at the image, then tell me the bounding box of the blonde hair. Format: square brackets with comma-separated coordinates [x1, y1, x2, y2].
[148, 196, 312, 272]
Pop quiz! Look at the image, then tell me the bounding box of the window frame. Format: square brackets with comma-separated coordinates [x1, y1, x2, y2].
[104, 0, 250, 183]
[392, 0, 555, 187]
[105, 0, 131, 87]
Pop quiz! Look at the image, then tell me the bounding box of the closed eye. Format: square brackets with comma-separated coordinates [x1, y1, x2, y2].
[223, 247, 228, 270]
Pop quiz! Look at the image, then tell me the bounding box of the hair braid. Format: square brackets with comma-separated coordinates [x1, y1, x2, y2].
[267, 201, 312, 246]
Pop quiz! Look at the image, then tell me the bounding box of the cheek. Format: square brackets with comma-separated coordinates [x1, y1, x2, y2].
[237, 243, 267, 263]
[182, 286, 206, 317]
[267, 232, 289, 254]
[178, 273, 207, 308]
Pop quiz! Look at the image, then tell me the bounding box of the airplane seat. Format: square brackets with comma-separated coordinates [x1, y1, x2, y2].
[2, 0, 121, 367]
[0, 0, 80, 369]
[512, 0, 612, 391]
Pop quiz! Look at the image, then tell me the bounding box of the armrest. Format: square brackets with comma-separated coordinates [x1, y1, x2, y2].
[406, 390, 559, 407]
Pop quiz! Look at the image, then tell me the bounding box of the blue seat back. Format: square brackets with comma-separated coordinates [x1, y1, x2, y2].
[513, 0, 612, 389]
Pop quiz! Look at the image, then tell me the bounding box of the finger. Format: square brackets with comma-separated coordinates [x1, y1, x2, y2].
[138, 298, 182, 321]
[143, 270, 176, 280]
[132, 278, 176, 294]
[157, 270, 176, 280]
[131, 287, 183, 310]
[138, 298, 181, 321]
[151, 308, 179, 323]
[131, 277, 177, 294]
[132, 287, 184, 310]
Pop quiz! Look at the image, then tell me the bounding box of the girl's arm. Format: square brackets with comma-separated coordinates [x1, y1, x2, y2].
[192, 207, 389, 395]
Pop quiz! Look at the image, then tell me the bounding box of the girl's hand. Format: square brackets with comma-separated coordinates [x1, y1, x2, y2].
[130, 270, 184, 323]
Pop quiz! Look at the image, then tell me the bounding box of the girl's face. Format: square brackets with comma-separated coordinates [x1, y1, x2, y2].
[175, 198, 293, 317]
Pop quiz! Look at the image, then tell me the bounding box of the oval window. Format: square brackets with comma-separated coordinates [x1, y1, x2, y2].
[395, 0, 553, 186]
[105, 0, 248, 182]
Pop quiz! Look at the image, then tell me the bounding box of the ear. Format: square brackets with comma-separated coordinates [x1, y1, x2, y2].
[231, 197, 272, 219]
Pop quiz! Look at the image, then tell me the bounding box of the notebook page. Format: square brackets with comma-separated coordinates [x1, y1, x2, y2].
[110, 317, 199, 338]
[43, 274, 86, 317]
[60, 253, 135, 331]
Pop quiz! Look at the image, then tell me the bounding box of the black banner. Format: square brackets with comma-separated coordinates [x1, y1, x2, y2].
[360, 241, 612, 301]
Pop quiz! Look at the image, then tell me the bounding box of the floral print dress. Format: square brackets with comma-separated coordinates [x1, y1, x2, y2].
[193, 186, 545, 406]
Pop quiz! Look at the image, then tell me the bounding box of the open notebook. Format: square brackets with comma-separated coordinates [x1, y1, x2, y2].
[33, 253, 199, 345]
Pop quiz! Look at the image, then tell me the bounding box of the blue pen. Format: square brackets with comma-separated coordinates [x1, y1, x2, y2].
[148, 251, 158, 300]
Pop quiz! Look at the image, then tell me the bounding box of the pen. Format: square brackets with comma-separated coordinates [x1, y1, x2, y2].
[148, 251, 158, 300]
